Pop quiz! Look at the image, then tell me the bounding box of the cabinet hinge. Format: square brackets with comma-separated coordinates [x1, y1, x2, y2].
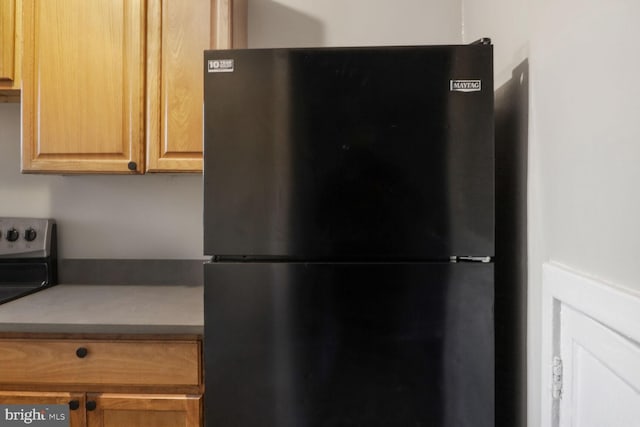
[552, 356, 563, 400]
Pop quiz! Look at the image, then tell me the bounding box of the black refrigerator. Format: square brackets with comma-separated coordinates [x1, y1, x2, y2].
[203, 42, 494, 427]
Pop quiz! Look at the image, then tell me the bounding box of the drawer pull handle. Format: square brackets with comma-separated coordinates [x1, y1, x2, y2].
[68, 400, 80, 411]
[75, 347, 88, 358]
[86, 401, 97, 411]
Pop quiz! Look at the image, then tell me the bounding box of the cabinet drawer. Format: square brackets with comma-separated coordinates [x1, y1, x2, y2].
[0, 340, 200, 386]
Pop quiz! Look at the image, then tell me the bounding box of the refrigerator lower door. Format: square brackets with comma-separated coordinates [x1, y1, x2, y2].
[204, 262, 494, 427]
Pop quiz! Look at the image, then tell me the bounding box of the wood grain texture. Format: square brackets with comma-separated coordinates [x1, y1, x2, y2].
[147, 0, 247, 172]
[146, 0, 209, 172]
[210, 0, 247, 49]
[86, 393, 201, 427]
[0, 339, 201, 386]
[0, 89, 19, 102]
[0, 0, 15, 81]
[210, 0, 231, 49]
[231, 0, 248, 48]
[0, 0, 21, 98]
[0, 391, 86, 427]
[21, 0, 145, 173]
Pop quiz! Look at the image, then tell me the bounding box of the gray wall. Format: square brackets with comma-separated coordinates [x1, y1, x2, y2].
[248, 0, 461, 48]
[464, 0, 640, 426]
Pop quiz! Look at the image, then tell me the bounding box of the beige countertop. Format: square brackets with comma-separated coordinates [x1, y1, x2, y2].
[0, 284, 203, 335]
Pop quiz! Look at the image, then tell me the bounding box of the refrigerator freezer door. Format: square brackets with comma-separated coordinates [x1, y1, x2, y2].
[204, 46, 494, 258]
[204, 262, 494, 427]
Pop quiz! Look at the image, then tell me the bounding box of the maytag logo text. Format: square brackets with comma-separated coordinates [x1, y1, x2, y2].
[450, 80, 482, 92]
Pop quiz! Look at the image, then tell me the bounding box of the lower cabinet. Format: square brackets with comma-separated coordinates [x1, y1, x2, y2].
[87, 393, 201, 427]
[0, 336, 203, 427]
[0, 391, 200, 427]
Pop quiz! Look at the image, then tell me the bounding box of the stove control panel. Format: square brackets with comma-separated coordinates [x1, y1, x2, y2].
[0, 218, 56, 258]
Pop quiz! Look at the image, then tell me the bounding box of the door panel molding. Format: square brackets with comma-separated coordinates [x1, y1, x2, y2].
[541, 263, 640, 427]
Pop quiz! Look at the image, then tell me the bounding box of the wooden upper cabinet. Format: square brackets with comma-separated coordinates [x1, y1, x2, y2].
[146, 0, 247, 173]
[21, 0, 245, 174]
[0, 0, 16, 82]
[0, 0, 21, 99]
[21, 0, 146, 173]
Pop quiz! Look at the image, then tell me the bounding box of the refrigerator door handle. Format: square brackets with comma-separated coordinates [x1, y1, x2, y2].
[450, 256, 492, 263]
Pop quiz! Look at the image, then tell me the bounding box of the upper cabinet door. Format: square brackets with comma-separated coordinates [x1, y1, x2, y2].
[0, 0, 16, 82]
[146, 0, 247, 173]
[21, 0, 146, 173]
[0, 0, 20, 98]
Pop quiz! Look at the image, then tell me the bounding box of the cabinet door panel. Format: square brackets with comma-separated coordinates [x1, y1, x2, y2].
[146, 0, 247, 172]
[0, 0, 16, 82]
[22, 0, 145, 173]
[146, 0, 209, 172]
[0, 391, 85, 427]
[86, 393, 201, 427]
[0, 0, 21, 99]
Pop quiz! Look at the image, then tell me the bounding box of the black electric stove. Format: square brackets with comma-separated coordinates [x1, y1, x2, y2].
[0, 218, 57, 305]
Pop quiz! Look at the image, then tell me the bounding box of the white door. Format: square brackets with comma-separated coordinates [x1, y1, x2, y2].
[542, 263, 640, 427]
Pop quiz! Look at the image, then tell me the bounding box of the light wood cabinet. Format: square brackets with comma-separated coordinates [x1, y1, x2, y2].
[0, 392, 200, 427]
[0, 336, 203, 427]
[0, 0, 21, 102]
[21, 0, 246, 174]
[87, 393, 200, 427]
[21, 0, 146, 173]
[0, 339, 200, 386]
[0, 0, 16, 82]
